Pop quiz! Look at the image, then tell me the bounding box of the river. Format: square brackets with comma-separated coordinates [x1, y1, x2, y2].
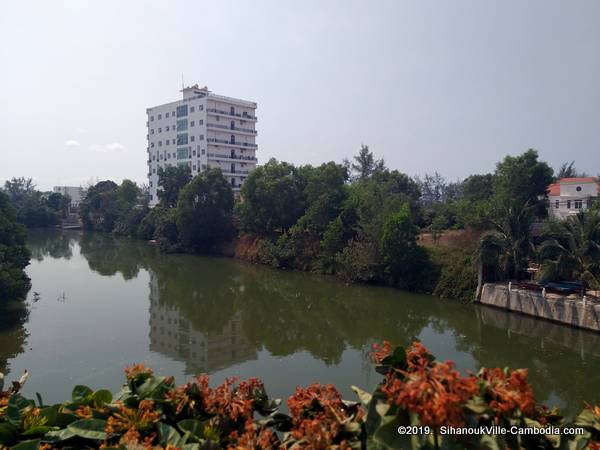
[1, 229, 599, 417]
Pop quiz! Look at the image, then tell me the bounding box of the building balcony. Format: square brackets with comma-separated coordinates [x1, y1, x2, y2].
[207, 138, 258, 149]
[207, 152, 257, 162]
[206, 123, 257, 135]
[222, 169, 250, 175]
[206, 108, 257, 122]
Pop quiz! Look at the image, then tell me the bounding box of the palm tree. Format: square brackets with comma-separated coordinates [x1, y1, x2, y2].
[537, 210, 600, 291]
[475, 200, 535, 299]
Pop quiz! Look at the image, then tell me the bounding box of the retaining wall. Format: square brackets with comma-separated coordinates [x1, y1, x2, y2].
[480, 283, 600, 333]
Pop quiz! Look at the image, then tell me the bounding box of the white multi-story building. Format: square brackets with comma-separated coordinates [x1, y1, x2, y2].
[547, 177, 599, 219]
[52, 186, 84, 208]
[146, 84, 258, 206]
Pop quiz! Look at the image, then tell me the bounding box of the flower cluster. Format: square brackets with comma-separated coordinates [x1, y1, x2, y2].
[478, 367, 536, 417]
[287, 383, 364, 449]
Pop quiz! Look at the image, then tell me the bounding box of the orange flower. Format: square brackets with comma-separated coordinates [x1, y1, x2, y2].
[382, 359, 478, 428]
[479, 368, 535, 417]
[371, 341, 393, 364]
[124, 363, 153, 380]
[105, 400, 161, 434]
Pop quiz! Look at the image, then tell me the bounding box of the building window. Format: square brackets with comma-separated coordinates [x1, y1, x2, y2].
[555, 199, 559, 209]
[192, 150, 196, 156]
[158, 127, 162, 133]
[230, 135, 235, 144]
[575, 200, 583, 209]
[158, 141, 162, 147]
[166, 112, 170, 118]
[199, 134, 204, 140]
[567, 200, 571, 209]
[230, 120, 235, 130]
[177, 147, 190, 159]
[166, 126, 170, 131]
[201, 148, 205, 155]
[190, 135, 195, 142]
[158, 114, 162, 120]
[172, 139, 176, 144]
[199, 105, 203, 111]
[176, 105, 188, 117]
[150, 129, 154, 134]
[193, 165, 196, 171]
[150, 142, 155, 148]
[190, 120, 195, 127]
[177, 133, 188, 145]
[576, 186, 582, 192]
[190, 106, 195, 112]
[588, 198, 594, 208]
[150, 116, 154, 121]
[199, 119, 203, 125]
[230, 106, 235, 115]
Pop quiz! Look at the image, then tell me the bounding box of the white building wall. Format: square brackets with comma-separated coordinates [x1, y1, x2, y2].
[146, 85, 257, 206]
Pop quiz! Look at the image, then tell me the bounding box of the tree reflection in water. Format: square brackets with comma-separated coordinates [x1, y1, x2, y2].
[35, 231, 600, 416]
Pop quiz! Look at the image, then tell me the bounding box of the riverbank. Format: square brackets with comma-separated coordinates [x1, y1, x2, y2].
[479, 282, 600, 333]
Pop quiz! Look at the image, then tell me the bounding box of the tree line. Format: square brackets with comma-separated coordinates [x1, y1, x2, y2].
[2, 147, 599, 304]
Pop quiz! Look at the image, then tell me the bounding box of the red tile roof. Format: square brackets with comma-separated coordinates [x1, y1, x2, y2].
[547, 177, 600, 196]
[547, 183, 560, 196]
[558, 177, 598, 183]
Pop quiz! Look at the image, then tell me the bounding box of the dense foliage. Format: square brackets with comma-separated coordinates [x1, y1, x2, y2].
[0, 192, 31, 303]
[2, 178, 69, 228]
[1, 342, 600, 449]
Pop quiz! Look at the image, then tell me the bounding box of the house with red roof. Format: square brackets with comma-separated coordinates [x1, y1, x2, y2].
[547, 177, 600, 219]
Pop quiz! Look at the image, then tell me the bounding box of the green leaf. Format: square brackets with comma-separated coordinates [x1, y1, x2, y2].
[43, 428, 76, 443]
[35, 393, 44, 408]
[351, 385, 372, 407]
[158, 422, 184, 446]
[92, 389, 113, 406]
[71, 385, 93, 403]
[178, 419, 205, 438]
[9, 394, 34, 410]
[0, 423, 18, 446]
[22, 426, 56, 437]
[136, 376, 167, 399]
[11, 439, 41, 450]
[67, 418, 107, 440]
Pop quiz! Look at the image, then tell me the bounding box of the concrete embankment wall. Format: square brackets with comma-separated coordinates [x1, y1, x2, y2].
[480, 283, 600, 333]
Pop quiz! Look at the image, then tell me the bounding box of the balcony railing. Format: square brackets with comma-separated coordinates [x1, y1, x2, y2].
[207, 138, 258, 148]
[206, 123, 257, 134]
[222, 169, 250, 175]
[206, 108, 257, 121]
[207, 153, 257, 161]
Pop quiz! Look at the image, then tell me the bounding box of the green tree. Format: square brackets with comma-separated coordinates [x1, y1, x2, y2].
[475, 201, 535, 297]
[157, 166, 192, 208]
[0, 191, 31, 303]
[538, 211, 600, 290]
[380, 205, 435, 291]
[79, 180, 119, 231]
[350, 145, 385, 181]
[237, 158, 305, 235]
[176, 169, 234, 253]
[493, 149, 554, 217]
[296, 162, 348, 233]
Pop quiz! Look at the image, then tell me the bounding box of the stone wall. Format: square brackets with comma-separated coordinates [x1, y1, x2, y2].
[480, 283, 600, 333]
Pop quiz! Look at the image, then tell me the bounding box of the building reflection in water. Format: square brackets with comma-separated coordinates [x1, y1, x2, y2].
[148, 272, 257, 375]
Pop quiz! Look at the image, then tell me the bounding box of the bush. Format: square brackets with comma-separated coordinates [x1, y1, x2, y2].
[430, 246, 478, 302]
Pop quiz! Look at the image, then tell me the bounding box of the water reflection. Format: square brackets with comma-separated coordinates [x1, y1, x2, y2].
[27, 229, 75, 261]
[5, 230, 600, 416]
[0, 303, 29, 375]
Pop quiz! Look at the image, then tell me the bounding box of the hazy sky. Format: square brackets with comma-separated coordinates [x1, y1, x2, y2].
[1, 0, 599, 190]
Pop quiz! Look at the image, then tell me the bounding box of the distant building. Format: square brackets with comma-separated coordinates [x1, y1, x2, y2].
[547, 177, 599, 219]
[52, 186, 84, 208]
[146, 84, 258, 206]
